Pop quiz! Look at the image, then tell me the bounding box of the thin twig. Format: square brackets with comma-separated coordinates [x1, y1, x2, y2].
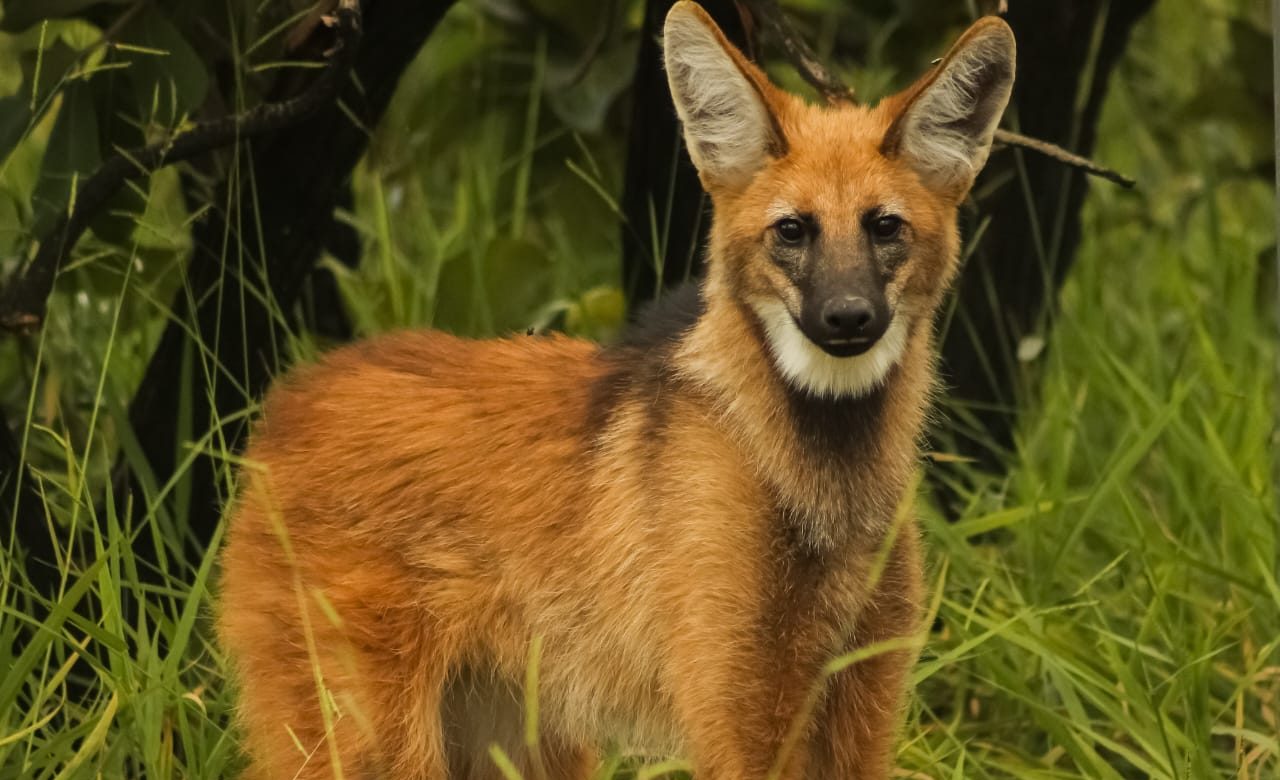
[993, 128, 1135, 188]
[0, 0, 363, 335]
[741, 0, 855, 104]
[741, 0, 1135, 189]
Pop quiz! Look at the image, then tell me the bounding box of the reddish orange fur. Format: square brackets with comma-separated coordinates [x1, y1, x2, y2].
[218, 7, 1013, 779]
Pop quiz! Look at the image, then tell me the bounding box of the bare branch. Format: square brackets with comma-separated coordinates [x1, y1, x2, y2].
[740, 0, 1134, 189]
[0, 0, 363, 335]
[740, 0, 855, 104]
[994, 128, 1135, 188]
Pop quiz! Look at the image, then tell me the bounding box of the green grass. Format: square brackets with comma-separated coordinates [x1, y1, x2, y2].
[1, 0, 1275, 778]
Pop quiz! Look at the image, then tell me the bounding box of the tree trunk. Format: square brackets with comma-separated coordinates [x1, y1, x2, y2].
[936, 0, 1157, 474]
[620, 0, 750, 308]
[119, 0, 457, 573]
[1, 407, 56, 607]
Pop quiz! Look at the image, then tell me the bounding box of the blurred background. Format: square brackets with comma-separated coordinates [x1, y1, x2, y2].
[0, 0, 1275, 777]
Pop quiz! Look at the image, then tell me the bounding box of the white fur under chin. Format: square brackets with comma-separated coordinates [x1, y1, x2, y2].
[752, 300, 909, 400]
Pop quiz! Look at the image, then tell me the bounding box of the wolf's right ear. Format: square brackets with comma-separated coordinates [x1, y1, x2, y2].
[664, 1, 785, 190]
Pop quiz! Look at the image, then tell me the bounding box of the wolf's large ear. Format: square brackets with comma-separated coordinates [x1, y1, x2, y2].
[882, 17, 1015, 197]
[664, 1, 785, 189]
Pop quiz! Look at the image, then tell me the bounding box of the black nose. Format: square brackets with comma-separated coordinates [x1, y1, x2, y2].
[820, 296, 880, 340]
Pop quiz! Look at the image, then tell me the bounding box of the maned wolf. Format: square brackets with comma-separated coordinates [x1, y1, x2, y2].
[218, 4, 1015, 778]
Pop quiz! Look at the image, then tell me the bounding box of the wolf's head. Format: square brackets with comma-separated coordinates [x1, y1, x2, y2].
[663, 2, 1014, 399]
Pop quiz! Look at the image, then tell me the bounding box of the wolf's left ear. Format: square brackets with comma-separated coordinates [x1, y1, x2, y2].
[882, 17, 1015, 197]
[664, 1, 786, 190]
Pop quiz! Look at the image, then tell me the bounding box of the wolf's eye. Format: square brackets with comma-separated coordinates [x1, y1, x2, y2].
[775, 218, 806, 244]
[870, 215, 903, 241]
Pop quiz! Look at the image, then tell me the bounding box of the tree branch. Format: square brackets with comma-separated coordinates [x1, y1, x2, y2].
[739, 0, 854, 104]
[0, 0, 363, 335]
[622, 0, 753, 308]
[739, 0, 1135, 188]
[992, 128, 1134, 187]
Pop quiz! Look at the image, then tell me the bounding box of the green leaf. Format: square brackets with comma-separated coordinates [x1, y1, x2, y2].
[546, 37, 637, 134]
[564, 285, 624, 341]
[0, 0, 130, 33]
[118, 7, 209, 122]
[0, 31, 22, 95]
[31, 77, 100, 236]
[481, 237, 555, 333]
[0, 37, 81, 166]
[0, 94, 33, 162]
[522, 0, 609, 45]
[434, 237, 553, 336]
[125, 166, 191, 252]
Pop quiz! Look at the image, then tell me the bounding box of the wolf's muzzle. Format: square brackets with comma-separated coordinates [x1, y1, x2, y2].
[803, 294, 892, 357]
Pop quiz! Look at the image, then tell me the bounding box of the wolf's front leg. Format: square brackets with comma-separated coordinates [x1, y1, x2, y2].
[666, 630, 823, 780]
[810, 640, 917, 779]
[811, 534, 924, 779]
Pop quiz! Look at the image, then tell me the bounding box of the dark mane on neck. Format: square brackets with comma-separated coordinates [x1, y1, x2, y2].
[616, 282, 705, 351]
[783, 376, 892, 460]
[586, 281, 706, 435]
